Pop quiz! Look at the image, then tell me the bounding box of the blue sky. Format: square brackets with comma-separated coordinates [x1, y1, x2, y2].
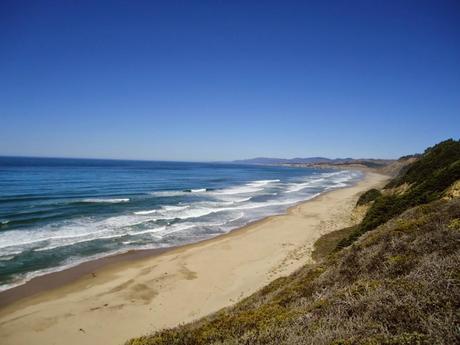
[1, 1, 459, 161]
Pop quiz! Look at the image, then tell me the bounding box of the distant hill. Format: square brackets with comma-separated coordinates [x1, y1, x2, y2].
[233, 157, 397, 172]
[233, 157, 364, 165]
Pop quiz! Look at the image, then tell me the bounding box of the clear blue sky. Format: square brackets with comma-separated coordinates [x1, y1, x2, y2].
[1, 1, 459, 161]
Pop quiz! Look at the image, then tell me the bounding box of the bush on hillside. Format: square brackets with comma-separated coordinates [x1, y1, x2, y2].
[356, 188, 382, 206]
[338, 139, 460, 248]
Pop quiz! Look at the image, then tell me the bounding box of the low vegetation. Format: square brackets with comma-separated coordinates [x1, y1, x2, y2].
[356, 189, 381, 206]
[126, 139, 460, 345]
[338, 139, 460, 248]
[387, 139, 460, 188]
[311, 226, 356, 262]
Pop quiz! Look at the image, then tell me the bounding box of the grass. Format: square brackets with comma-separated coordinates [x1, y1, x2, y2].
[311, 226, 356, 262]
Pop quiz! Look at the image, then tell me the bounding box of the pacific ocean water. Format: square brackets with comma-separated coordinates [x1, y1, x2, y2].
[0, 156, 362, 290]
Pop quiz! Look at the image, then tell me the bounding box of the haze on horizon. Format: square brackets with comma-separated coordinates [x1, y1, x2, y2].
[1, 1, 459, 162]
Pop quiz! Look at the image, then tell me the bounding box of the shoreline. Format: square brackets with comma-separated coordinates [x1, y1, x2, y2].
[0, 174, 357, 307]
[0, 171, 389, 345]
[0, 247, 171, 308]
[0, 204, 309, 308]
[1, 185, 339, 308]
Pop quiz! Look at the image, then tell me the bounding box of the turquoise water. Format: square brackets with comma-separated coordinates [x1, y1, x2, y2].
[0, 157, 362, 290]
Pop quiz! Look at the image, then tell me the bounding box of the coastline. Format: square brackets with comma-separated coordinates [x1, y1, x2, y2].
[0, 171, 388, 345]
[0, 170, 358, 307]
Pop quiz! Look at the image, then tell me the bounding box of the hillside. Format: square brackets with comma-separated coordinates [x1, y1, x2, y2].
[232, 157, 393, 168]
[127, 139, 460, 345]
[338, 139, 460, 249]
[232, 157, 334, 165]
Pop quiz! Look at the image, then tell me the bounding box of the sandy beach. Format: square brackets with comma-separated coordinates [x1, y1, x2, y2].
[0, 172, 388, 345]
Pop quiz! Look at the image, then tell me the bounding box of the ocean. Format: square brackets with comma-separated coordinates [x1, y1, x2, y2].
[0, 157, 362, 291]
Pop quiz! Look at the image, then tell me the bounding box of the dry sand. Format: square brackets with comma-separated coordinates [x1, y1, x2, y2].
[0, 172, 388, 345]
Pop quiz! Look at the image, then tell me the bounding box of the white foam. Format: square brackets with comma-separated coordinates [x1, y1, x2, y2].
[122, 241, 136, 245]
[0, 229, 102, 249]
[81, 198, 130, 203]
[190, 188, 206, 193]
[233, 196, 252, 202]
[155, 223, 197, 236]
[195, 197, 252, 208]
[162, 205, 190, 211]
[128, 194, 317, 225]
[154, 207, 216, 220]
[135, 199, 274, 223]
[247, 179, 280, 187]
[283, 171, 356, 194]
[223, 212, 245, 224]
[135, 204, 190, 215]
[150, 188, 206, 196]
[0, 213, 158, 250]
[128, 226, 167, 236]
[149, 190, 186, 197]
[209, 179, 281, 196]
[134, 209, 158, 215]
[285, 181, 315, 193]
[212, 185, 264, 195]
[33, 232, 129, 252]
[130, 216, 246, 239]
[150, 180, 275, 200]
[284, 177, 326, 193]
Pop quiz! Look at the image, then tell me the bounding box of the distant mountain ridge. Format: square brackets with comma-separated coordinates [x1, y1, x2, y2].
[233, 157, 403, 173]
[232, 157, 354, 165]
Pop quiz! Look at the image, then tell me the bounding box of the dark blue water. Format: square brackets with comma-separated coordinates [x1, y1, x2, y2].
[0, 156, 362, 290]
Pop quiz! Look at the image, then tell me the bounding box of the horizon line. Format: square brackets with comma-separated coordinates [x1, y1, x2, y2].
[0, 153, 399, 163]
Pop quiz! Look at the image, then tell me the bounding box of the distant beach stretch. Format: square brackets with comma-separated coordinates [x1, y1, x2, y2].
[0, 157, 387, 344]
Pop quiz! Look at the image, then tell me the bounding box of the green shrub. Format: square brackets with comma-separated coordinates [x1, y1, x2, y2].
[356, 189, 382, 206]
